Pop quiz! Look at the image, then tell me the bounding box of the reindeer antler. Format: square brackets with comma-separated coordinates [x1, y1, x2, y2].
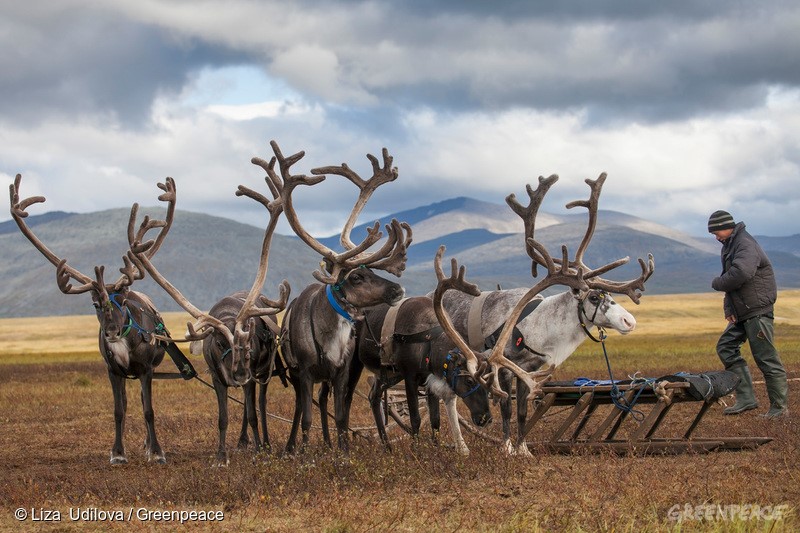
[130, 151, 289, 381]
[266, 140, 411, 284]
[117, 177, 177, 291]
[433, 245, 579, 399]
[555, 173, 655, 303]
[432, 247, 504, 398]
[10, 174, 175, 296]
[311, 147, 399, 251]
[506, 174, 559, 277]
[235, 158, 291, 329]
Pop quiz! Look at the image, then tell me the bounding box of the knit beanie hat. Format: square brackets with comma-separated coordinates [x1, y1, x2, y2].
[708, 210, 735, 232]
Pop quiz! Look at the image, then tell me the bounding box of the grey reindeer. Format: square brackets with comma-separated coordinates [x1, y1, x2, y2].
[268, 140, 411, 453]
[129, 163, 289, 466]
[436, 174, 655, 455]
[10, 174, 182, 464]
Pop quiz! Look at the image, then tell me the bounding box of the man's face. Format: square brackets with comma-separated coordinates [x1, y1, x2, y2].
[712, 228, 734, 243]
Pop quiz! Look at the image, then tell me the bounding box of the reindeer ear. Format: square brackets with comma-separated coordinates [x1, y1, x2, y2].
[189, 340, 203, 356]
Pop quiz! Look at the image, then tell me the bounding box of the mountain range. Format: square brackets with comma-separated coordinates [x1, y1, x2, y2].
[2, 197, 799, 318]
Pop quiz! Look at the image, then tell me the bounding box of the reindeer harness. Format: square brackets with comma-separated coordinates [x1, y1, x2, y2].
[326, 284, 354, 323]
[364, 300, 479, 400]
[101, 292, 196, 380]
[440, 351, 482, 398]
[107, 292, 166, 342]
[468, 292, 546, 356]
[577, 290, 610, 343]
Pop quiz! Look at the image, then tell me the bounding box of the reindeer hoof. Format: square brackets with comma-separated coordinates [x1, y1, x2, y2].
[148, 452, 167, 464]
[110, 454, 128, 465]
[502, 440, 516, 456]
[212, 456, 230, 468]
[517, 442, 533, 458]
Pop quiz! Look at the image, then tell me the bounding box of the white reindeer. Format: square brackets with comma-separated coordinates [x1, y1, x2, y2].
[434, 174, 654, 455]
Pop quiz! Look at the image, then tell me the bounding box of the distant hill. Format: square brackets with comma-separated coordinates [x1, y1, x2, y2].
[756, 235, 800, 257]
[0, 210, 74, 235]
[0, 208, 321, 318]
[2, 198, 799, 318]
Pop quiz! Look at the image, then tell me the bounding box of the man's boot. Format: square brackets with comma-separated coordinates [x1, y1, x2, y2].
[723, 365, 758, 415]
[759, 375, 788, 419]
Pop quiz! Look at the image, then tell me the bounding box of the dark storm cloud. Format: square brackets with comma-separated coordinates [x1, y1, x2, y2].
[3, 1, 799, 127]
[347, 1, 800, 123]
[0, 6, 248, 127]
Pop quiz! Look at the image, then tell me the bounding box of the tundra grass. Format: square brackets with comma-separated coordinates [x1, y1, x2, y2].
[1, 293, 798, 532]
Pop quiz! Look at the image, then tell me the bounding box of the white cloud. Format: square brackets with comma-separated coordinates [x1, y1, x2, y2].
[1, 1, 799, 239]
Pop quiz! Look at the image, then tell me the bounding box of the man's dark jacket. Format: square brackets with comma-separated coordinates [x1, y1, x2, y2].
[711, 222, 777, 322]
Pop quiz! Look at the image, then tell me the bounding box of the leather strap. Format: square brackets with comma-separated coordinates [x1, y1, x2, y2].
[380, 298, 408, 365]
[467, 291, 491, 350]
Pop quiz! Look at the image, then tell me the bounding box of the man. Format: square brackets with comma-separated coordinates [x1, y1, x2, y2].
[709, 210, 788, 418]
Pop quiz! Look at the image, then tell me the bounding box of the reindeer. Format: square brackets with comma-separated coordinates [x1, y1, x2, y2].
[351, 297, 493, 456]
[434, 174, 654, 455]
[9, 174, 182, 464]
[128, 162, 289, 466]
[268, 140, 412, 453]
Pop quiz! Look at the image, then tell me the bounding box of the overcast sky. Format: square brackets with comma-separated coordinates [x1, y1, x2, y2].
[2, 0, 799, 239]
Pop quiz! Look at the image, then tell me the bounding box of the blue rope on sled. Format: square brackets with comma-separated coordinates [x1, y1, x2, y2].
[571, 330, 654, 421]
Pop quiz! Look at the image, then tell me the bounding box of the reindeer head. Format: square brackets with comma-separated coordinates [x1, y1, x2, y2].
[87, 266, 129, 344]
[508, 173, 652, 337]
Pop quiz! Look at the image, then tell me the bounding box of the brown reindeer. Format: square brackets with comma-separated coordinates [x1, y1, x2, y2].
[267, 140, 412, 453]
[352, 297, 493, 456]
[128, 160, 289, 466]
[434, 174, 654, 454]
[9, 174, 182, 464]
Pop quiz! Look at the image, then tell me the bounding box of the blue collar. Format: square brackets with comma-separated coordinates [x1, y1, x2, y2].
[326, 284, 353, 323]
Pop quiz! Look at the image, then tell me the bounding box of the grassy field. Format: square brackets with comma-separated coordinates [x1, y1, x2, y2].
[1, 291, 798, 532]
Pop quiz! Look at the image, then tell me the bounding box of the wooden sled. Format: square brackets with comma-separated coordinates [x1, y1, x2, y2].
[516, 375, 772, 455]
[378, 372, 772, 455]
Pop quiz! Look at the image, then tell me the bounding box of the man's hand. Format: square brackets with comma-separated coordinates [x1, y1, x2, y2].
[726, 315, 736, 324]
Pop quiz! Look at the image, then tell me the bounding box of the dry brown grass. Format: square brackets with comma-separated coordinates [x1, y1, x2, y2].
[1, 292, 799, 532]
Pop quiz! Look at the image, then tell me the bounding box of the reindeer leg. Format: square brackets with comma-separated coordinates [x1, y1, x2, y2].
[140, 371, 165, 464]
[237, 394, 250, 449]
[318, 382, 332, 448]
[443, 395, 469, 456]
[259, 382, 271, 453]
[368, 377, 391, 448]
[285, 377, 302, 454]
[342, 355, 363, 450]
[300, 378, 314, 451]
[213, 380, 230, 467]
[243, 382, 261, 451]
[498, 369, 515, 455]
[426, 392, 441, 444]
[333, 375, 350, 453]
[404, 376, 422, 439]
[514, 378, 533, 458]
[108, 370, 128, 465]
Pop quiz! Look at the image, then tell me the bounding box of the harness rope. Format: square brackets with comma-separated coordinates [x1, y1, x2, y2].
[108, 292, 166, 339]
[577, 293, 651, 420]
